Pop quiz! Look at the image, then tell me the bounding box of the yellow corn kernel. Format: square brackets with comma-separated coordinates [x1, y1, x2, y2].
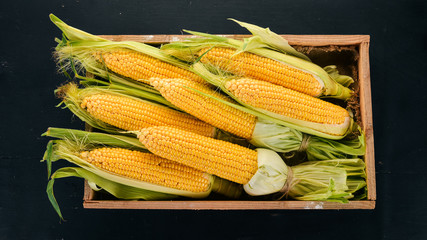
[81, 93, 216, 137]
[149, 77, 257, 139]
[198, 47, 323, 96]
[138, 126, 259, 185]
[225, 78, 349, 125]
[92, 48, 206, 85]
[81, 147, 210, 192]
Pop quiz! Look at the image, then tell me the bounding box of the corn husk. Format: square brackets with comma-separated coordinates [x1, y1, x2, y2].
[251, 119, 365, 160]
[245, 153, 366, 202]
[288, 159, 366, 201]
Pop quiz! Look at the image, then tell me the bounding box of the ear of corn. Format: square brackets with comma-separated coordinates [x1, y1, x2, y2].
[43, 134, 243, 219]
[191, 63, 355, 140]
[50, 14, 208, 90]
[224, 78, 351, 136]
[136, 126, 366, 201]
[43, 142, 197, 203]
[161, 23, 353, 99]
[42, 128, 242, 197]
[56, 83, 216, 137]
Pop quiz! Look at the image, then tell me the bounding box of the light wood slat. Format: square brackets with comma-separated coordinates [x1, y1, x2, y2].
[98, 34, 370, 46]
[358, 39, 377, 201]
[83, 199, 375, 210]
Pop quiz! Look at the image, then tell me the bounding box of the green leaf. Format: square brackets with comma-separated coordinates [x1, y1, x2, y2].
[46, 178, 64, 221]
[43, 140, 54, 179]
[49, 14, 106, 42]
[43, 127, 146, 150]
[228, 18, 311, 61]
[323, 65, 354, 87]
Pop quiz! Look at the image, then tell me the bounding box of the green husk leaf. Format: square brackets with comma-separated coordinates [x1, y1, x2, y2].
[50, 14, 106, 42]
[243, 149, 289, 196]
[288, 159, 366, 202]
[250, 120, 365, 160]
[243, 150, 366, 202]
[228, 18, 311, 61]
[43, 140, 55, 179]
[46, 178, 63, 221]
[42, 127, 146, 150]
[250, 119, 303, 152]
[306, 129, 366, 161]
[47, 166, 177, 220]
[324, 65, 354, 87]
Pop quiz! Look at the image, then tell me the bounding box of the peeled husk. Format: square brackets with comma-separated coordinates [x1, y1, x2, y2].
[245, 150, 366, 202]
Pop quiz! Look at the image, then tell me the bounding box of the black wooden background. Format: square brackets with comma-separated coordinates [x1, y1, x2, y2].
[1, 0, 426, 239]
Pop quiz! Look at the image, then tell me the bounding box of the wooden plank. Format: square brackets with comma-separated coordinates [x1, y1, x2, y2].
[98, 34, 370, 46]
[83, 199, 375, 210]
[358, 38, 377, 201]
[83, 180, 95, 201]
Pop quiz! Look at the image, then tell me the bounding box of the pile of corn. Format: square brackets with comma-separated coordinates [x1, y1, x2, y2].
[43, 14, 367, 220]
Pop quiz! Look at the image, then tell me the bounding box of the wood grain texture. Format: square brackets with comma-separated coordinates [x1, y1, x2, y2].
[83, 34, 375, 209]
[99, 34, 371, 46]
[83, 199, 375, 210]
[358, 39, 377, 201]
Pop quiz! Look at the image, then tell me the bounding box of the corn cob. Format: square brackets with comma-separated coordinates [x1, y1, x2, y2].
[224, 78, 350, 127]
[197, 47, 323, 96]
[58, 83, 216, 137]
[136, 126, 366, 200]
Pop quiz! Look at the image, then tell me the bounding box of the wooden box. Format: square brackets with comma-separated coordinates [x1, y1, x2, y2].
[83, 35, 375, 210]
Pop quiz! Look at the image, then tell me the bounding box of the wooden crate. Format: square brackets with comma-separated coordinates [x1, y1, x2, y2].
[83, 35, 375, 210]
